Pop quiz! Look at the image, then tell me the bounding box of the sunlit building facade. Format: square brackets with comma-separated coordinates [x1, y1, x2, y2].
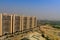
[0, 14, 37, 36]
[13, 14, 21, 33]
[0, 14, 12, 36]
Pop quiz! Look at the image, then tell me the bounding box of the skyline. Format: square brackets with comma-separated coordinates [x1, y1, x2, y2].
[0, 0, 60, 20]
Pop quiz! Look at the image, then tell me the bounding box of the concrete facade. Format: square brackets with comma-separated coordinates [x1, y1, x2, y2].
[0, 14, 12, 36]
[0, 14, 37, 36]
[13, 14, 21, 33]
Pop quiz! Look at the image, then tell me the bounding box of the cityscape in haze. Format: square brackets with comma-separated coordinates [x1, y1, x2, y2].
[0, 0, 60, 40]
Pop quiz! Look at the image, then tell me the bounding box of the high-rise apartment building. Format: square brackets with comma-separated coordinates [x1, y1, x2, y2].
[22, 16, 37, 32]
[13, 14, 24, 33]
[0, 14, 37, 36]
[29, 16, 37, 30]
[13, 14, 21, 33]
[0, 14, 12, 36]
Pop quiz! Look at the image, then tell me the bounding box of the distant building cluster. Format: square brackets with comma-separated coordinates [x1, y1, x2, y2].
[0, 14, 37, 36]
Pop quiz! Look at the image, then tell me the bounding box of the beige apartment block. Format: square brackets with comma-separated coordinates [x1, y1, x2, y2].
[29, 16, 37, 29]
[13, 14, 21, 33]
[0, 14, 12, 36]
[23, 16, 27, 31]
[0, 13, 37, 36]
[22, 16, 37, 32]
[27, 16, 31, 30]
[33, 16, 37, 28]
[22, 16, 30, 32]
[20, 16, 23, 32]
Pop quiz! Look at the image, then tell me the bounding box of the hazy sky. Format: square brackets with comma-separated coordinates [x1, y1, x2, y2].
[0, 0, 60, 20]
